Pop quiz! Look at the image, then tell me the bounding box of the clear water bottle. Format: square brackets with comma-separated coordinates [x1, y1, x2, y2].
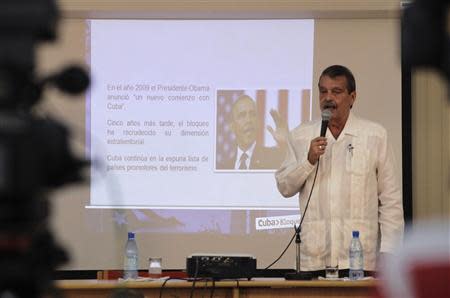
[123, 232, 139, 279]
[349, 230, 364, 280]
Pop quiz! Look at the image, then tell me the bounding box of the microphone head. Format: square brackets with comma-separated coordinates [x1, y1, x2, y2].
[321, 108, 332, 121]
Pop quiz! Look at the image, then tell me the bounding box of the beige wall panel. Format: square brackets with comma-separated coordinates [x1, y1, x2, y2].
[412, 70, 450, 220]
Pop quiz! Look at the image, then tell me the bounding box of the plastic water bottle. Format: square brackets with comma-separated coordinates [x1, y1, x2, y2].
[123, 232, 138, 279]
[349, 230, 364, 280]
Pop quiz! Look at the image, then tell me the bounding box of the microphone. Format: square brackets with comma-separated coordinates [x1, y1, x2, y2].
[320, 109, 332, 137]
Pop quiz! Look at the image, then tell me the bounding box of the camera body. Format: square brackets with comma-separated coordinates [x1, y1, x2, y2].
[0, 1, 89, 297]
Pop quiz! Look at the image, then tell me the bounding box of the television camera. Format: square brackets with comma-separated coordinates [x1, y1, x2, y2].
[0, 0, 89, 297]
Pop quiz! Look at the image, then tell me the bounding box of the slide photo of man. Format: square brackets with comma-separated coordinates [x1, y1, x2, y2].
[215, 90, 291, 171]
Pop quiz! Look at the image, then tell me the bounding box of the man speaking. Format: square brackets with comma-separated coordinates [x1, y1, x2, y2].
[275, 65, 404, 276]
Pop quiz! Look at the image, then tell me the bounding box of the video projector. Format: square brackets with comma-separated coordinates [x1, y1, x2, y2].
[186, 253, 256, 280]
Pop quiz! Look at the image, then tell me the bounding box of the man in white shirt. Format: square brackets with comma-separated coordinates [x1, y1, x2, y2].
[275, 65, 404, 276]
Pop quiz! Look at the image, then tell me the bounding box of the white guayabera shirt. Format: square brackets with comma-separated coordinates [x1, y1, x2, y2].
[275, 112, 404, 271]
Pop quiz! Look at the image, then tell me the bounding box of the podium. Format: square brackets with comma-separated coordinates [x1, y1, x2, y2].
[57, 278, 377, 298]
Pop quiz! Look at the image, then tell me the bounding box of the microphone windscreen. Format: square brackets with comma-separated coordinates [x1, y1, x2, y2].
[321, 108, 332, 121]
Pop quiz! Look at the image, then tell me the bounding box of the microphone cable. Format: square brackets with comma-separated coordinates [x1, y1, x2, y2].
[209, 278, 216, 298]
[264, 157, 321, 270]
[159, 277, 171, 298]
[189, 257, 200, 298]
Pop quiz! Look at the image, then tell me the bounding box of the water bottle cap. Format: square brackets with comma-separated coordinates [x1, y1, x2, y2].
[352, 230, 359, 238]
[128, 232, 135, 239]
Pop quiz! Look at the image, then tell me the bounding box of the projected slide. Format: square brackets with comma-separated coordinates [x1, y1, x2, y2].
[88, 20, 314, 210]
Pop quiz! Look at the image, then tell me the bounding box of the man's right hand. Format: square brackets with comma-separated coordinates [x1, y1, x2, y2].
[308, 137, 327, 165]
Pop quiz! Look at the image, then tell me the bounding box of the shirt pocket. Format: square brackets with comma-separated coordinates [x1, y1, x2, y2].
[300, 220, 327, 260]
[346, 147, 369, 175]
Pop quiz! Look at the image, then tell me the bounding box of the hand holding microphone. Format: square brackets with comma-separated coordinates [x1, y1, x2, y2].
[307, 108, 332, 165]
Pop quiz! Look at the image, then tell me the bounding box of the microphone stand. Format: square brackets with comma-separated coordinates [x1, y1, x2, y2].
[285, 224, 312, 280]
[277, 130, 324, 281]
[284, 154, 323, 281]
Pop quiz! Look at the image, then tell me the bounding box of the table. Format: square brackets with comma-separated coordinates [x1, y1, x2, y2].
[56, 278, 377, 298]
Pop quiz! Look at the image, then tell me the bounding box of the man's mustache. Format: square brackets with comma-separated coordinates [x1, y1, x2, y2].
[323, 100, 336, 109]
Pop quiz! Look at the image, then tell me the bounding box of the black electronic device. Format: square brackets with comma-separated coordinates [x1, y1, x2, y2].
[186, 253, 256, 280]
[0, 1, 89, 297]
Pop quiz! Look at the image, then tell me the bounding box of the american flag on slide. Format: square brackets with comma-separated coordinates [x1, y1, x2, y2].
[215, 88, 312, 168]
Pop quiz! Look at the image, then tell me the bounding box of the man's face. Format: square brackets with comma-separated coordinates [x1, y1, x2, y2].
[318, 75, 356, 123]
[231, 97, 257, 150]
